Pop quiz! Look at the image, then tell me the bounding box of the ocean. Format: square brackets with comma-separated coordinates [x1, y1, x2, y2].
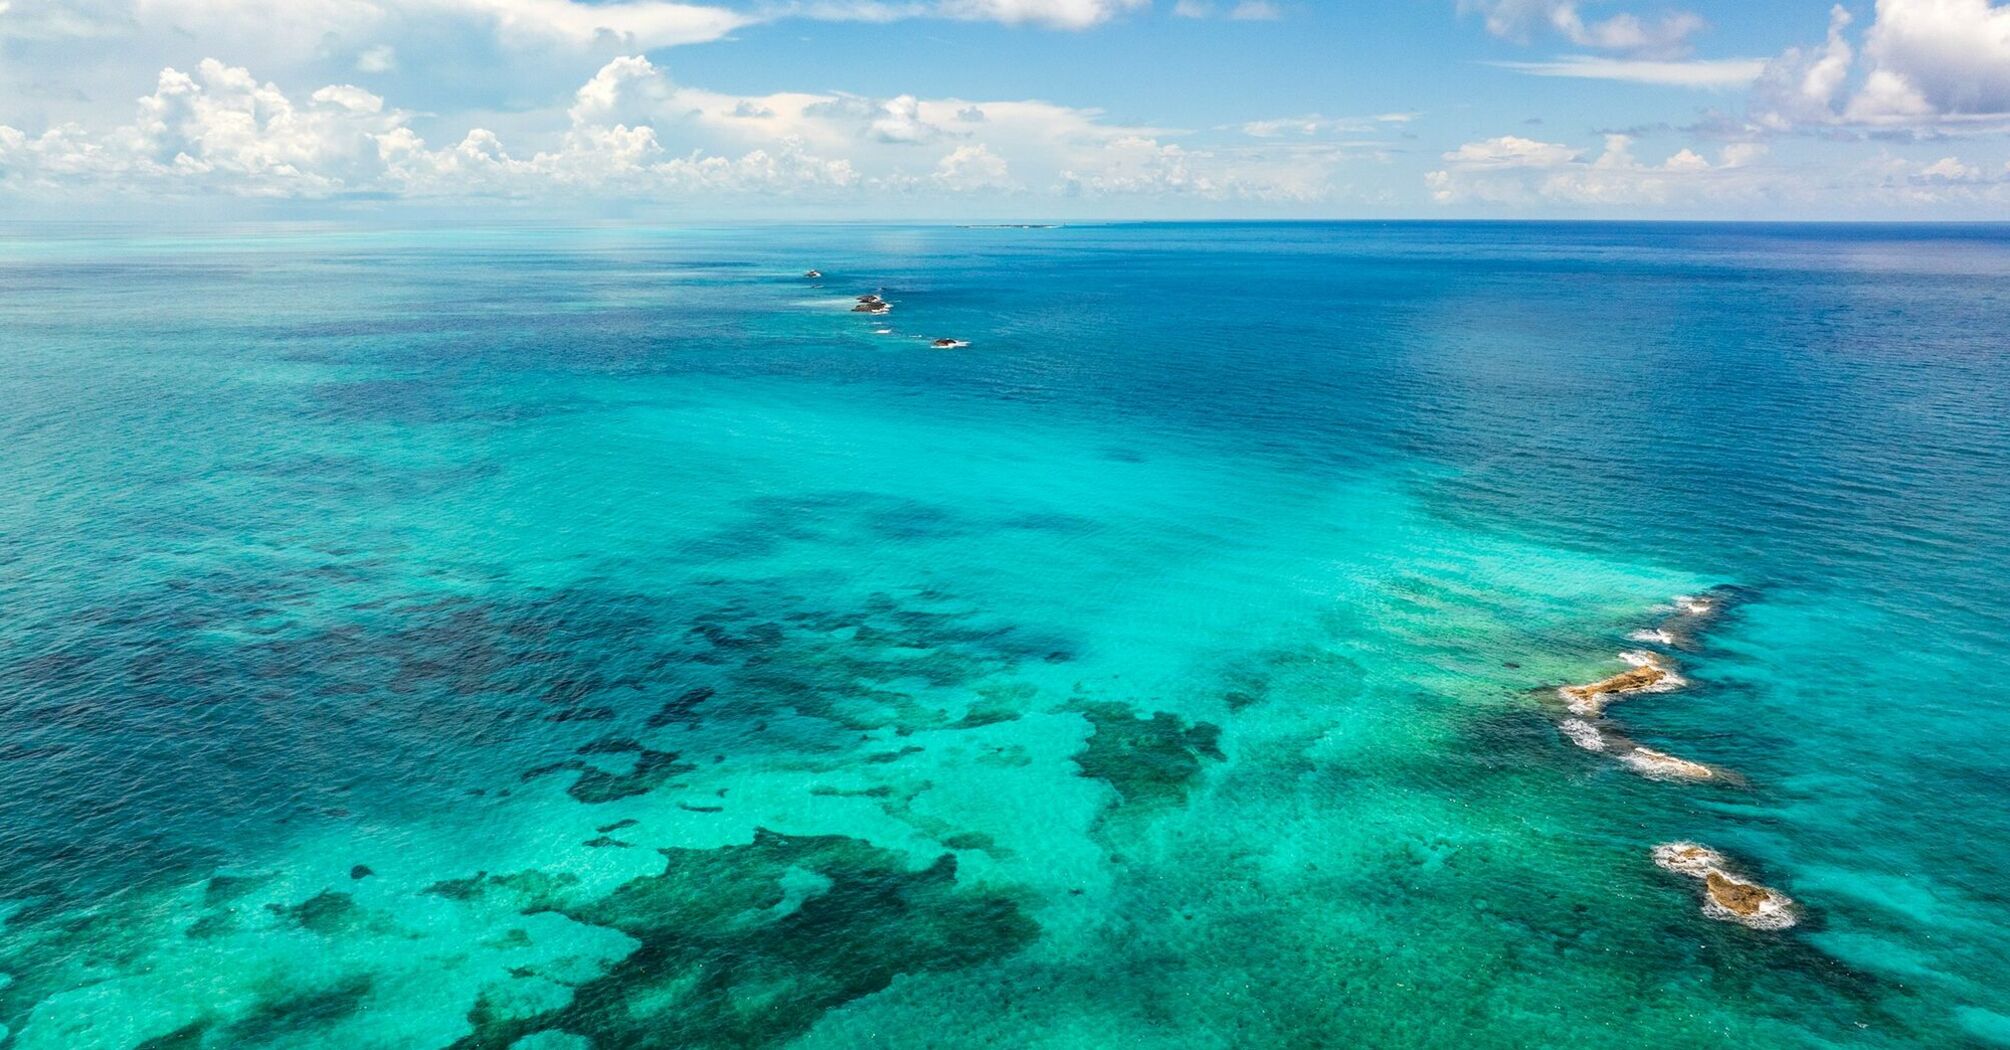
[1, 221, 2006, 1048]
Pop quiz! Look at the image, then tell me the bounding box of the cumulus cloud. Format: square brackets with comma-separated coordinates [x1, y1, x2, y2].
[1460, 0, 1706, 57]
[1744, 0, 2010, 132]
[0, 56, 862, 200]
[0, 53, 1353, 206]
[1748, 4, 1856, 128]
[1426, 132, 1777, 205]
[932, 142, 1014, 189]
[1438, 134, 1581, 169]
[868, 94, 942, 143]
[1848, 0, 2010, 120]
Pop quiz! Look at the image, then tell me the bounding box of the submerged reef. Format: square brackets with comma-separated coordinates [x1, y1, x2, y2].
[1070, 702, 1225, 810]
[1546, 593, 1744, 788]
[452, 830, 1037, 1050]
[1540, 594, 1801, 930]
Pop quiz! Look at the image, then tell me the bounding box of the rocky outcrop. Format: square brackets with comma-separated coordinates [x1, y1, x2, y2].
[1558, 653, 1676, 716]
[852, 294, 890, 315]
[1652, 841, 1797, 930]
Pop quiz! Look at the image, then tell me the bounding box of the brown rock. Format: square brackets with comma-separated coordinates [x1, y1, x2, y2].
[1704, 871, 1770, 915]
[1652, 842, 1798, 930]
[1559, 657, 1674, 715]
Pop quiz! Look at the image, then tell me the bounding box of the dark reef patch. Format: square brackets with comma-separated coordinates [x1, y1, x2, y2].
[1071, 702, 1225, 810]
[522, 745, 697, 804]
[424, 869, 583, 906]
[220, 974, 375, 1046]
[646, 685, 716, 729]
[134, 1022, 211, 1050]
[450, 829, 1038, 1050]
[273, 889, 361, 935]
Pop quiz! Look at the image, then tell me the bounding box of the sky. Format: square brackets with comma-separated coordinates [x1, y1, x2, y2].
[1, 0, 2008, 219]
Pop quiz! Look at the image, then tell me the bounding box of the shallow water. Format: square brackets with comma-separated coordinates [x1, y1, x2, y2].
[2, 221, 2007, 1048]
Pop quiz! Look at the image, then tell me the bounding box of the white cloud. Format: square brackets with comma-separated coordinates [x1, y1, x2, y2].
[1427, 132, 1781, 205]
[1922, 155, 1973, 178]
[932, 142, 1014, 189]
[1749, 4, 1856, 128]
[1848, 0, 2010, 120]
[1428, 128, 2010, 211]
[355, 44, 397, 72]
[868, 94, 942, 143]
[1491, 55, 1765, 88]
[931, 0, 1146, 29]
[128, 0, 755, 54]
[1744, 0, 2010, 131]
[1438, 134, 1580, 169]
[0, 53, 1351, 206]
[1170, 0, 1282, 19]
[1233, 112, 1415, 141]
[1460, 0, 1706, 57]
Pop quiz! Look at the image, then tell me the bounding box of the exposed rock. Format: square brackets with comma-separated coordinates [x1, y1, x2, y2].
[1558, 653, 1677, 716]
[1703, 871, 1797, 929]
[1651, 841, 1798, 930]
[804, 270, 822, 278]
[930, 338, 969, 349]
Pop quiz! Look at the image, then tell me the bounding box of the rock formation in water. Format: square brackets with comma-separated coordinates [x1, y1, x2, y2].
[1558, 655, 1675, 716]
[1651, 841, 1797, 929]
[1619, 746, 1723, 782]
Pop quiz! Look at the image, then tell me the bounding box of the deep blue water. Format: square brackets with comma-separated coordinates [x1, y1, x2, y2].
[1, 222, 2007, 1048]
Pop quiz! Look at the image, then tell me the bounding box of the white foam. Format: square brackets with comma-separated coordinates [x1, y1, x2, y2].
[1621, 746, 1718, 781]
[1673, 594, 1718, 617]
[1559, 719, 1605, 751]
[1651, 841, 1727, 878]
[1628, 628, 1676, 646]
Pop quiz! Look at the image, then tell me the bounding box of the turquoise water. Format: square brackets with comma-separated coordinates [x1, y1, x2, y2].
[1, 221, 2007, 1048]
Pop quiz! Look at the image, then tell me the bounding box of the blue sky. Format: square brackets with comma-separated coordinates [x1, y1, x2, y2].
[2, 0, 2008, 218]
